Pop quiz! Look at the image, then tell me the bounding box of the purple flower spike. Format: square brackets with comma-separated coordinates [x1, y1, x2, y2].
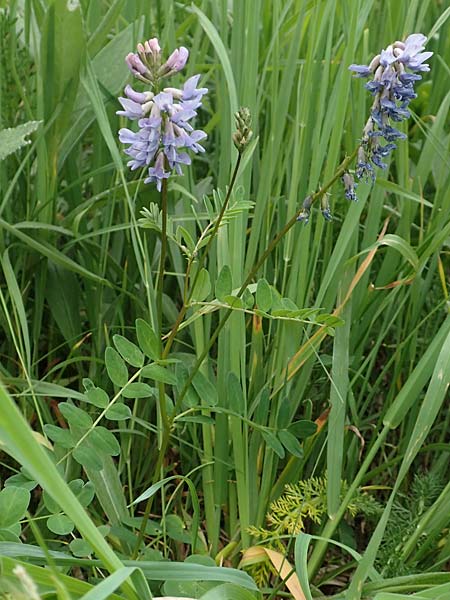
[348, 32, 432, 188]
[118, 37, 208, 190]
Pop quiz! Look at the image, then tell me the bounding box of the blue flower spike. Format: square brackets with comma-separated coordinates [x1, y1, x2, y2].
[349, 33, 432, 188]
[117, 37, 208, 190]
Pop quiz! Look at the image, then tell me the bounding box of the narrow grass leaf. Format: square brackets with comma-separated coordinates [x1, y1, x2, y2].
[0, 218, 109, 285]
[80, 567, 152, 600]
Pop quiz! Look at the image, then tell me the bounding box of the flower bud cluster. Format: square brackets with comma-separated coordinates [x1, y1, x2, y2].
[233, 107, 253, 152]
[118, 38, 208, 190]
[125, 37, 189, 85]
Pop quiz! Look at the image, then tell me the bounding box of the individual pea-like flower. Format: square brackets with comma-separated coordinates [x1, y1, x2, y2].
[342, 172, 358, 202]
[321, 195, 333, 221]
[145, 151, 171, 191]
[297, 195, 313, 224]
[117, 38, 208, 191]
[348, 33, 432, 190]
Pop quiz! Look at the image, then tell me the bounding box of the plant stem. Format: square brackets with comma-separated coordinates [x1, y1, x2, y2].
[157, 177, 168, 339]
[132, 154, 243, 557]
[133, 178, 169, 559]
[162, 151, 243, 359]
[157, 177, 169, 432]
[133, 146, 358, 558]
[174, 146, 360, 410]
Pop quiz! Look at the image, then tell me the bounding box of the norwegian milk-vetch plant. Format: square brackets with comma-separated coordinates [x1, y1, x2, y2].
[0, 1, 450, 599]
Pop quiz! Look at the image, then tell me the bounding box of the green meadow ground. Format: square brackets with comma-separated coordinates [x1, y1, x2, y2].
[0, 1, 450, 598]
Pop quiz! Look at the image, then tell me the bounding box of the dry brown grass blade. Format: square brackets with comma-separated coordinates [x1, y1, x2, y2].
[241, 546, 307, 600]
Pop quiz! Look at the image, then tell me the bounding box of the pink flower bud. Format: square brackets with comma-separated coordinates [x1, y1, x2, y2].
[125, 53, 150, 77]
[148, 38, 161, 55]
[164, 46, 189, 72]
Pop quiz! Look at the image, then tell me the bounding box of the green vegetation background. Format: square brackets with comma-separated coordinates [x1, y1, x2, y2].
[0, 0, 449, 599]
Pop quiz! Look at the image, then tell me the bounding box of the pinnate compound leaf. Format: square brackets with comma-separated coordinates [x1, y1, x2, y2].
[105, 346, 128, 387]
[113, 334, 144, 367]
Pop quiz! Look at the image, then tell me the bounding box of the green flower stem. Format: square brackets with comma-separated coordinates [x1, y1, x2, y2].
[133, 147, 358, 558]
[157, 176, 168, 338]
[157, 177, 169, 428]
[132, 154, 243, 558]
[162, 151, 243, 359]
[132, 177, 170, 560]
[174, 146, 360, 411]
